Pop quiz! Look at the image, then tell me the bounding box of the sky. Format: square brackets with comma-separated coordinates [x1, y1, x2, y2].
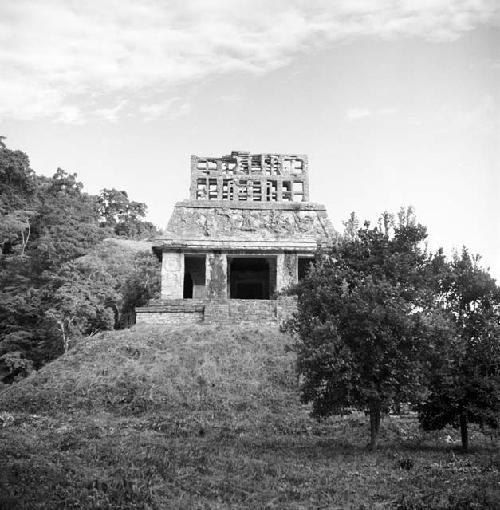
[1, 0, 499, 279]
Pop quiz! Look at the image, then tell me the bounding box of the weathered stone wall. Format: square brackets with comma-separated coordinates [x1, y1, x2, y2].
[204, 299, 277, 325]
[206, 253, 227, 299]
[161, 252, 184, 299]
[190, 151, 309, 202]
[164, 201, 335, 244]
[277, 253, 298, 292]
[136, 297, 297, 326]
[276, 296, 298, 322]
[136, 311, 204, 325]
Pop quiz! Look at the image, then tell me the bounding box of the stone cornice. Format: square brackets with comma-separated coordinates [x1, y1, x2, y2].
[173, 200, 327, 211]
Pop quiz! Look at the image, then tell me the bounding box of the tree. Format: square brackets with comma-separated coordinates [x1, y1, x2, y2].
[419, 248, 500, 451]
[0, 210, 37, 256]
[45, 257, 118, 352]
[98, 188, 157, 239]
[31, 169, 106, 269]
[285, 210, 433, 450]
[0, 140, 160, 383]
[74, 240, 161, 328]
[119, 250, 161, 327]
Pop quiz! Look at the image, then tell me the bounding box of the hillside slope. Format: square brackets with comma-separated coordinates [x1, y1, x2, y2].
[1, 324, 302, 435]
[1, 324, 498, 509]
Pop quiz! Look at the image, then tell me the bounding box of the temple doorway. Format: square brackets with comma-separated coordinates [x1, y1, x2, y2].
[183, 255, 206, 299]
[227, 256, 276, 299]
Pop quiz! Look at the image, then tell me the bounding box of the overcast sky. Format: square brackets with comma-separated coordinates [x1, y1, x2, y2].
[1, 0, 499, 278]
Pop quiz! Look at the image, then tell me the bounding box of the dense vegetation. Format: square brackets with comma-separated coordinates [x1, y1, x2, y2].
[1, 325, 498, 509]
[0, 140, 160, 384]
[285, 209, 500, 451]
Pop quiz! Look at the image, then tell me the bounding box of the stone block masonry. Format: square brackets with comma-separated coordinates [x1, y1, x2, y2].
[136, 297, 297, 326]
[190, 151, 310, 203]
[136, 300, 205, 325]
[135, 150, 335, 326]
[136, 311, 203, 325]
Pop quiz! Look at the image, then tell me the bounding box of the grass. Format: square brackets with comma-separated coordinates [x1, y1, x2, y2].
[0, 324, 499, 509]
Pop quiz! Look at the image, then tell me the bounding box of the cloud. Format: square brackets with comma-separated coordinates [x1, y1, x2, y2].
[345, 108, 372, 121]
[95, 99, 129, 123]
[218, 94, 243, 103]
[0, 0, 498, 123]
[139, 98, 191, 122]
[345, 107, 396, 121]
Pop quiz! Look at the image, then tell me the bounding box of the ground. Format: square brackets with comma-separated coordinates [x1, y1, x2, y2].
[0, 325, 499, 509]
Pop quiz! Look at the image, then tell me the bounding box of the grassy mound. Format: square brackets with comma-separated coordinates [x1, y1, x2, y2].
[1, 324, 499, 509]
[1, 324, 303, 435]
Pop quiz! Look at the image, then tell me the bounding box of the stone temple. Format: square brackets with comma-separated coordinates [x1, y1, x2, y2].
[136, 151, 335, 325]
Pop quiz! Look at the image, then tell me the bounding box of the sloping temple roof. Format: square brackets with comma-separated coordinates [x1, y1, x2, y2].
[153, 151, 336, 255]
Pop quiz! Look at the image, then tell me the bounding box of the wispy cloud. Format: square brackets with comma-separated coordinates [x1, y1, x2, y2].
[345, 108, 372, 121]
[95, 100, 129, 123]
[139, 98, 191, 122]
[218, 94, 244, 103]
[0, 0, 497, 123]
[345, 107, 397, 121]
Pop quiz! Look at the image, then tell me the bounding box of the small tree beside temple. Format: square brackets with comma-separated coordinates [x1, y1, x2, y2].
[419, 248, 500, 451]
[285, 209, 433, 450]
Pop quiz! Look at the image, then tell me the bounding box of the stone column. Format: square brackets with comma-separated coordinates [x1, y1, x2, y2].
[206, 252, 228, 300]
[190, 155, 198, 199]
[276, 179, 283, 202]
[268, 257, 277, 297]
[161, 251, 184, 299]
[276, 253, 298, 292]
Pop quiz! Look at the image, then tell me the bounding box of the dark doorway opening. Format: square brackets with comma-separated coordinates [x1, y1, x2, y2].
[228, 257, 275, 299]
[183, 255, 206, 299]
[183, 271, 193, 298]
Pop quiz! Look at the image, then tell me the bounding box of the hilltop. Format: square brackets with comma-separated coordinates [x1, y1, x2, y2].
[0, 324, 301, 433]
[1, 324, 498, 509]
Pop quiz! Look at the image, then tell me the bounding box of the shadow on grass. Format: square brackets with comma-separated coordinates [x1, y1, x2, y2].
[395, 439, 499, 455]
[234, 432, 500, 461]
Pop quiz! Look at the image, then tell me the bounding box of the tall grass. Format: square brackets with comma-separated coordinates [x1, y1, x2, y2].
[1, 324, 498, 509]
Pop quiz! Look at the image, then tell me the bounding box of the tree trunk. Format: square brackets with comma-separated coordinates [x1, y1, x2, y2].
[57, 320, 69, 353]
[460, 413, 469, 452]
[369, 402, 381, 451]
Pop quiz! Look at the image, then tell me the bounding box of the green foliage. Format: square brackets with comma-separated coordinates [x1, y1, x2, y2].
[0, 140, 160, 384]
[0, 350, 34, 383]
[419, 248, 500, 450]
[31, 169, 106, 268]
[285, 209, 434, 449]
[98, 188, 157, 240]
[45, 258, 119, 352]
[118, 250, 161, 326]
[74, 239, 161, 328]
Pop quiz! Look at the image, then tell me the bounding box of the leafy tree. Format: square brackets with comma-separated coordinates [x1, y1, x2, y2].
[285, 210, 433, 450]
[119, 250, 161, 327]
[45, 257, 119, 352]
[0, 141, 35, 210]
[75, 240, 161, 328]
[0, 210, 37, 256]
[0, 277, 59, 383]
[0, 140, 38, 255]
[98, 188, 157, 239]
[31, 169, 106, 269]
[0, 140, 161, 383]
[419, 248, 500, 451]
[0, 141, 160, 382]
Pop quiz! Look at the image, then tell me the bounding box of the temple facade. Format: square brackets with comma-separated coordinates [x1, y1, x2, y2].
[136, 151, 335, 325]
